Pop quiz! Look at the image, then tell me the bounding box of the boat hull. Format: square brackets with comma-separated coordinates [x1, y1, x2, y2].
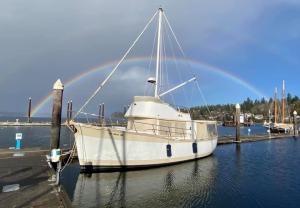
[72, 123, 218, 171]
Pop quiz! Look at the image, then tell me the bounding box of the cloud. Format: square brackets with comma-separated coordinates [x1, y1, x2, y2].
[0, 0, 300, 112]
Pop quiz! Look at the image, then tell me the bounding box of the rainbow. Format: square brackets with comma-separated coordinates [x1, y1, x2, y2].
[31, 57, 266, 116]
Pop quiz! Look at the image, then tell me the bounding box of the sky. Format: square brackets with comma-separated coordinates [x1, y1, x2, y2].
[0, 0, 300, 116]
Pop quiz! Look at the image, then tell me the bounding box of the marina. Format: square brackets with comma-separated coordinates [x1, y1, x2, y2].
[1, 2, 300, 208]
[60, 137, 300, 208]
[1, 129, 299, 207]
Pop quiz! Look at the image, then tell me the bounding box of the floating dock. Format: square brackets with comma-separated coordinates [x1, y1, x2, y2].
[0, 148, 71, 208]
[0, 122, 68, 127]
[218, 134, 295, 144]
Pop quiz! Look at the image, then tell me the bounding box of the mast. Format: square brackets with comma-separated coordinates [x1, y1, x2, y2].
[282, 80, 285, 123]
[274, 87, 278, 124]
[154, 8, 163, 98]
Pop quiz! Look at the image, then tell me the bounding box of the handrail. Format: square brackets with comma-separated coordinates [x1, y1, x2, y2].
[71, 112, 218, 140]
[130, 120, 193, 139]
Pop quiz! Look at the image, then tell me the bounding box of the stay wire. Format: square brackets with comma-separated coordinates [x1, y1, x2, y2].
[164, 12, 210, 115]
[144, 19, 158, 96]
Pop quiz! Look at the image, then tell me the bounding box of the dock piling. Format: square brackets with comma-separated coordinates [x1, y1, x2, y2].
[67, 101, 70, 124]
[98, 104, 102, 125]
[293, 110, 298, 137]
[69, 100, 73, 120]
[27, 97, 32, 123]
[123, 105, 127, 115]
[101, 103, 105, 126]
[50, 79, 64, 150]
[235, 103, 241, 142]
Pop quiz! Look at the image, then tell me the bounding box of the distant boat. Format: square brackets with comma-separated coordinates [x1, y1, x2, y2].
[68, 8, 218, 171]
[266, 81, 293, 133]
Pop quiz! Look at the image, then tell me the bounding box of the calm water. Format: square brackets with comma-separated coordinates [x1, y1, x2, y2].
[0, 123, 267, 149]
[1, 124, 300, 207]
[61, 138, 300, 208]
[0, 126, 73, 149]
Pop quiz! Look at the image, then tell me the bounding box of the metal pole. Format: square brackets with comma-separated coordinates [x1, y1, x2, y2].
[274, 88, 278, 123]
[50, 79, 64, 150]
[27, 97, 32, 123]
[293, 111, 297, 137]
[282, 80, 285, 123]
[236, 103, 241, 142]
[268, 109, 271, 138]
[154, 8, 163, 98]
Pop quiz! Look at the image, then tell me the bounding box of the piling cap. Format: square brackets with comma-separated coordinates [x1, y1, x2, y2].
[53, 79, 64, 90]
[235, 103, 240, 109]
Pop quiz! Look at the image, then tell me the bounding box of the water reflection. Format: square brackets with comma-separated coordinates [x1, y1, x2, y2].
[70, 157, 218, 208]
[61, 138, 300, 208]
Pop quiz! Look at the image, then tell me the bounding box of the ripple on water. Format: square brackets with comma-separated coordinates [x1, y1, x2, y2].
[60, 137, 300, 208]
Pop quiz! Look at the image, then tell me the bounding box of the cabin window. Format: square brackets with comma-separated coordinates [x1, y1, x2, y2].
[166, 144, 172, 157]
[207, 124, 218, 137]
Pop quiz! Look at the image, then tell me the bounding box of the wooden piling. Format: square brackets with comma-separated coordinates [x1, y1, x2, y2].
[101, 103, 105, 126]
[69, 100, 73, 120]
[66, 101, 70, 124]
[235, 103, 241, 142]
[50, 79, 64, 150]
[98, 104, 102, 125]
[27, 97, 32, 123]
[123, 105, 127, 115]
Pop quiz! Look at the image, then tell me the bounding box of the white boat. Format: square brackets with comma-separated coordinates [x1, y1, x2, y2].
[69, 8, 218, 171]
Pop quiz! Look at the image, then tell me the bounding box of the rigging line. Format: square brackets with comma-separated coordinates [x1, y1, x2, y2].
[195, 80, 212, 116]
[164, 13, 193, 111]
[164, 19, 179, 108]
[163, 13, 186, 60]
[162, 20, 178, 110]
[144, 20, 158, 96]
[164, 12, 210, 115]
[74, 10, 158, 118]
[60, 138, 77, 172]
[164, 17, 190, 114]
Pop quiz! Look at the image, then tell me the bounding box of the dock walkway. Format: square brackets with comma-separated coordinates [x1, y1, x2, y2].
[0, 148, 71, 208]
[0, 122, 69, 127]
[218, 134, 295, 144]
[0, 122, 52, 127]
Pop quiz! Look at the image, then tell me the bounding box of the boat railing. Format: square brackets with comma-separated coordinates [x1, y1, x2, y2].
[72, 112, 217, 140]
[130, 120, 217, 140]
[130, 120, 190, 139]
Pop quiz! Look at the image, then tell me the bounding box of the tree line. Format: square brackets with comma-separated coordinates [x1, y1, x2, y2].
[190, 93, 300, 121]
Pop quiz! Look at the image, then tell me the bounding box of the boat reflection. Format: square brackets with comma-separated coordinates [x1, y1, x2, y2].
[71, 156, 218, 208]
